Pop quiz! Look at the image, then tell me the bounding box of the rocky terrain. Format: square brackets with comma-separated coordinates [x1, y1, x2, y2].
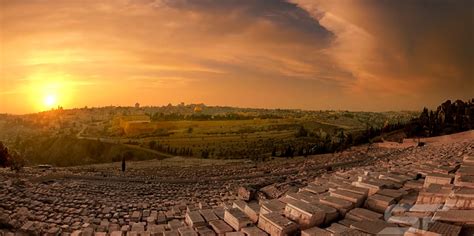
[1, 131, 473, 235]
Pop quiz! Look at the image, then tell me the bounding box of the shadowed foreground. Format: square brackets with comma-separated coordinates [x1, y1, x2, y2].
[1, 132, 473, 235]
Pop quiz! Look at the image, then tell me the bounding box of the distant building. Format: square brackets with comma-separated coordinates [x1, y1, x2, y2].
[194, 106, 202, 113]
[135, 102, 140, 108]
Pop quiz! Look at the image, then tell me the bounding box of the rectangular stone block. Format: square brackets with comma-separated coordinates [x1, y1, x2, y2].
[283, 199, 325, 229]
[225, 232, 245, 236]
[169, 219, 185, 230]
[330, 189, 365, 207]
[301, 226, 332, 236]
[325, 223, 349, 234]
[200, 209, 220, 222]
[319, 196, 353, 216]
[301, 184, 328, 195]
[131, 211, 142, 222]
[350, 220, 396, 235]
[404, 227, 442, 236]
[406, 204, 442, 218]
[427, 221, 462, 236]
[224, 208, 253, 231]
[233, 200, 246, 212]
[185, 211, 206, 228]
[337, 184, 369, 197]
[257, 213, 298, 236]
[365, 194, 396, 213]
[313, 203, 338, 225]
[377, 189, 407, 201]
[416, 185, 452, 205]
[387, 216, 420, 227]
[163, 231, 180, 236]
[454, 174, 474, 188]
[352, 180, 385, 196]
[131, 222, 145, 232]
[243, 202, 260, 223]
[444, 187, 474, 210]
[345, 208, 383, 222]
[260, 200, 286, 215]
[178, 226, 198, 236]
[209, 220, 233, 236]
[433, 209, 474, 225]
[241, 226, 268, 236]
[424, 173, 453, 188]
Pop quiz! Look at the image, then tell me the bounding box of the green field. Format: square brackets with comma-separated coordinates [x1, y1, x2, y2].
[0, 106, 417, 166]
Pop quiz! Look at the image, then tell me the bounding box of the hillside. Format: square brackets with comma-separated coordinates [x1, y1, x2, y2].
[20, 136, 160, 167]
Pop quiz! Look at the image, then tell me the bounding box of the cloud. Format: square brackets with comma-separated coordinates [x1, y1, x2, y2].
[1, 0, 472, 113]
[291, 0, 474, 108]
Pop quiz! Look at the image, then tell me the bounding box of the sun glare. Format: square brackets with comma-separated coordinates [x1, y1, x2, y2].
[44, 94, 57, 108]
[25, 72, 76, 111]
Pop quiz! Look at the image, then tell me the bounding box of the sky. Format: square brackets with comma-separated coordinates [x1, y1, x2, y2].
[1, 0, 473, 114]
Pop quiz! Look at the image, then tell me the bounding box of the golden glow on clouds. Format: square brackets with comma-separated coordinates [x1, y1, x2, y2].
[0, 0, 472, 114]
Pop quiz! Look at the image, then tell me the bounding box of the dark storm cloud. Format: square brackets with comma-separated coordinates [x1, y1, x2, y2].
[293, 0, 474, 109]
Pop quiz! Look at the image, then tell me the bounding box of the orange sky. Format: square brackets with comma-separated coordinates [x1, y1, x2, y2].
[1, 0, 473, 114]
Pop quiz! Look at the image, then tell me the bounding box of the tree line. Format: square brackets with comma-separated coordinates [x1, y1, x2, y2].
[405, 99, 474, 137]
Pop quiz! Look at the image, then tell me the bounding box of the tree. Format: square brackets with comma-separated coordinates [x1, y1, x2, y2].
[201, 150, 209, 159]
[295, 126, 308, 138]
[9, 151, 25, 172]
[149, 140, 157, 149]
[123, 151, 134, 161]
[0, 142, 11, 168]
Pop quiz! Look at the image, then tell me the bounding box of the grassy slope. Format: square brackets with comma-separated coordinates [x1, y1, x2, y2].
[25, 136, 159, 166]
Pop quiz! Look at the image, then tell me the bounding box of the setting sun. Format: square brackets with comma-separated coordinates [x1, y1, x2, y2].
[44, 94, 57, 108]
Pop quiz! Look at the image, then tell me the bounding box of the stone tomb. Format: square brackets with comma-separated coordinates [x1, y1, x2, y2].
[319, 196, 353, 216]
[423, 173, 453, 188]
[283, 198, 325, 229]
[330, 189, 366, 207]
[241, 226, 268, 236]
[260, 200, 286, 215]
[257, 213, 298, 236]
[224, 208, 253, 231]
[185, 211, 207, 228]
[243, 202, 260, 223]
[200, 209, 220, 222]
[444, 187, 474, 210]
[345, 208, 383, 222]
[209, 220, 234, 236]
[365, 194, 396, 213]
[301, 226, 332, 236]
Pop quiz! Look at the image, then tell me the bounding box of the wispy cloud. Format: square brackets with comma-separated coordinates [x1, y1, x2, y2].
[1, 0, 472, 113]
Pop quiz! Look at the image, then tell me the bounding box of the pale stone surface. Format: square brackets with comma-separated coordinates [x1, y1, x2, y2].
[257, 213, 298, 236]
[319, 196, 353, 216]
[223, 208, 253, 231]
[330, 189, 365, 207]
[301, 226, 332, 236]
[1, 130, 472, 235]
[209, 220, 233, 235]
[241, 226, 268, 236]
[350, 220, 396, 235]
[365, 194, 396, 213]
[283, 199, 325, 229]
[185, 211, 206, 227]
[260, 200, 286, 215]
[423, 173, 453, 188]
[345, 208, 383, 222]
